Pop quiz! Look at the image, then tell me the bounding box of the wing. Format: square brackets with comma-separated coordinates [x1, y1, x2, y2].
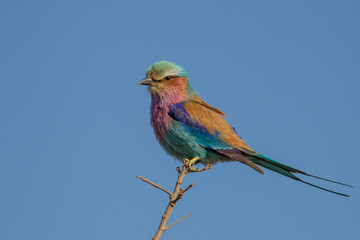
[169, 99, 352, 197]
[168, 99, 263, 174]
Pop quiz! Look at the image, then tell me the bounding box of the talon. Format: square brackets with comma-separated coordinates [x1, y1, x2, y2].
[183, 156, 200, 171]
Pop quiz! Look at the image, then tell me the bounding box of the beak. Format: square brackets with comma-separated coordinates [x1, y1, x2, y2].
[138, 77, 153, 86]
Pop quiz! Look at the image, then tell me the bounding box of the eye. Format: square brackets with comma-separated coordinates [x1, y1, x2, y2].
[165, 75, 178, 81]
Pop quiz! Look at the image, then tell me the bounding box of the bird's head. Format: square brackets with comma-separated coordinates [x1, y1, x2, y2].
[139, 61, 198, 98]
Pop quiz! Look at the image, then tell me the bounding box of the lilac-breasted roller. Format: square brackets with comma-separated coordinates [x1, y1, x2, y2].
[139, 61, 351, 197]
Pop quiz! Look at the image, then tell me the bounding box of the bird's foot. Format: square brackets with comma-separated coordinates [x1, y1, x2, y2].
[183, 156, 201, 172]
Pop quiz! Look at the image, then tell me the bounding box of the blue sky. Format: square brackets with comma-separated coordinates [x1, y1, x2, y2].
[1, 0, 359, 239]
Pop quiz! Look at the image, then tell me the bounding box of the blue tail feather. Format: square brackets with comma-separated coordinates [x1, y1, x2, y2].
[248, 153, 352, 197]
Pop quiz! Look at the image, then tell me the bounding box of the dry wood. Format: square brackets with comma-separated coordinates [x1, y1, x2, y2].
[135, 176, 172, 197]
[136, 159, 212, 240]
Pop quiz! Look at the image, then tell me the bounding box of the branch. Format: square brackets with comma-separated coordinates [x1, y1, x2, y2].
[137, 159, 212, 240]
[188, 163, 212, 173]
[164, 212, 193, 230]
[135, 176, 172, 197]
[183, 182, 195, 193]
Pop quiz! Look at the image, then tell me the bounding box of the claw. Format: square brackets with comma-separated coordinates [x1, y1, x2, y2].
[183, 156, 200, 171]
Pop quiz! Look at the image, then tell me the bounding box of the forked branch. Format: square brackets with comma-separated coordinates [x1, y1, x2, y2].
[136, 158, 212, 240]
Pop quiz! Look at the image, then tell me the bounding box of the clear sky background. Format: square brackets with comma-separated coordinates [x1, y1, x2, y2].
[1, 1, 359, 239]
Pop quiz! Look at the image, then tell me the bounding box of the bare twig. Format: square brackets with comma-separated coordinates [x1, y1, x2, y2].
[137, 159, 212, 240]
[135, 176, 172, 197]
[164, 212, 193, 230]
[183, 182, 195, 193]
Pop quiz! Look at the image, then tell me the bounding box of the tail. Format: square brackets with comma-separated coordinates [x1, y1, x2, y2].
[249, 153, 353, 197]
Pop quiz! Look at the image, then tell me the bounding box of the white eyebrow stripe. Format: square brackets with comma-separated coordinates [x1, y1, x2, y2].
[163, 70, 178, 77]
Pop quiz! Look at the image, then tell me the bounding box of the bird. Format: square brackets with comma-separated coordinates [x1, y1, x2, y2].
[138, 60, 352, 197]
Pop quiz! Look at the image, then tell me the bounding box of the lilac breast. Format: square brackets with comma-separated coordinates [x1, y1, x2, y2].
[150, 104, 171, 143]
[150, 92, 185, 143]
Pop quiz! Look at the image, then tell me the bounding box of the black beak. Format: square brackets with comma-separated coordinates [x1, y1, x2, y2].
[138, 77, 153, 86]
